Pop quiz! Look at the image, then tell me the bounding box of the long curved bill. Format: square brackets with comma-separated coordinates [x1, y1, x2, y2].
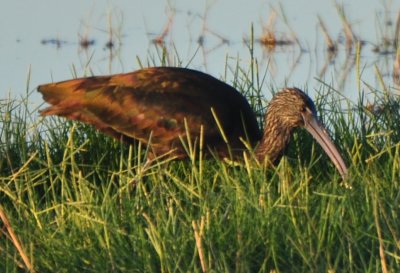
[302, 109, 348, 179]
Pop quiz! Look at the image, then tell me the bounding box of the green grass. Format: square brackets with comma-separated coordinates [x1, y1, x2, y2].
[1, 63, 400, 272]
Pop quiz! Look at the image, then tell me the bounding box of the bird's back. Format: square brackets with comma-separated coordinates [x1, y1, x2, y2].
[38, 67, 262, 158]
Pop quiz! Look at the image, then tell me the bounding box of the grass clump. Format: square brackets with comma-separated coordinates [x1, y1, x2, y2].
[1, 69, 400, 273]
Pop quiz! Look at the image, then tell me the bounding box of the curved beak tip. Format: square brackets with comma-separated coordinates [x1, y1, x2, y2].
[303, 112, 348, 180]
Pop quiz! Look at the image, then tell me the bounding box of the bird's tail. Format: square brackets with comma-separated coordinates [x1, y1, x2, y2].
[37, 78, 90, 116]
[37, 77, 129, 141]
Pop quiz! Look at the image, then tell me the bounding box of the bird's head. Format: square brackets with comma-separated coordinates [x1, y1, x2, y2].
[267, 88, 317, 129]
[264, 87, 348, 179]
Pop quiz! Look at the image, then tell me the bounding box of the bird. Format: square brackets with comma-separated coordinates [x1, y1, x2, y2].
[38, 67, 348, 178]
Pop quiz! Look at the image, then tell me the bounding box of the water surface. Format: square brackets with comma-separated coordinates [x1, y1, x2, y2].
[1, 0, 399, 106]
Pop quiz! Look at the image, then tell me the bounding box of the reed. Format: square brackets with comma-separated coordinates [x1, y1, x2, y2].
[1, 57, 400, 272]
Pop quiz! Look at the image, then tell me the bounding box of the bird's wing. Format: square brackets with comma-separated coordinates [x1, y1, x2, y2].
[38, 68, 234, 148]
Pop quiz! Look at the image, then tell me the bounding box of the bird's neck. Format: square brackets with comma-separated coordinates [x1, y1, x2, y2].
[255, 116, 293, 165]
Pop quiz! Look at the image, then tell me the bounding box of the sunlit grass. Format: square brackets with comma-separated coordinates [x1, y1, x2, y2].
[1, 59, 400, 272]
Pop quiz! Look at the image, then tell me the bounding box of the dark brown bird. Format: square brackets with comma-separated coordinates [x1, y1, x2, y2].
[38, 67, 347, 178]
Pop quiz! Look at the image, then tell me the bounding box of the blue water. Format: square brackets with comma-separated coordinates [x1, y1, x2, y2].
[1, 0, 399, 106]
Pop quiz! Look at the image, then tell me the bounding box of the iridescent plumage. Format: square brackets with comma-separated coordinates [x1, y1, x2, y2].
[38, 67, 347, 177]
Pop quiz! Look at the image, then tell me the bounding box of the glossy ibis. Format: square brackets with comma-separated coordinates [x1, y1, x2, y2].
[38, 67, 347, 178]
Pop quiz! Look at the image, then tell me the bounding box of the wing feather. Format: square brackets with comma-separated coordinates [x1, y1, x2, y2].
[38, 67, 261, 156]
